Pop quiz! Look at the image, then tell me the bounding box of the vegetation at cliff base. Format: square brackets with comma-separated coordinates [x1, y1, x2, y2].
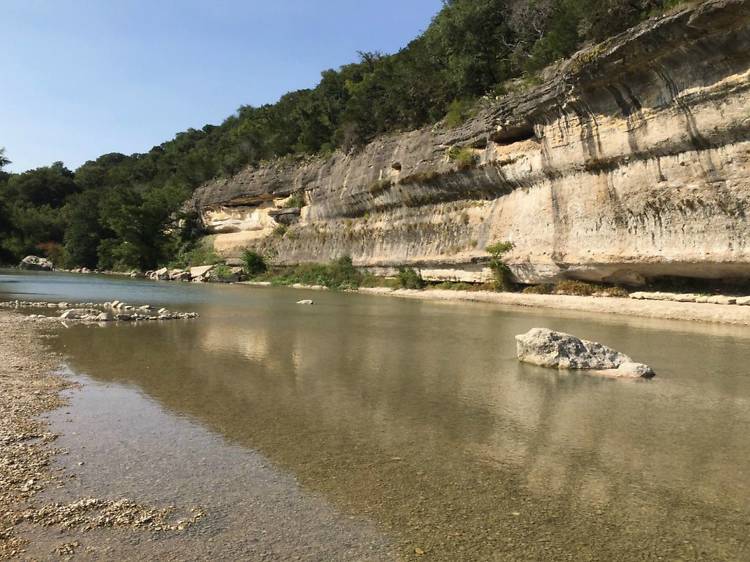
[487, 241, 515, 290]
[397, 267, 426, 290]
[241, 250, 267, 276]
[0, 0, 688, 270]
[253, 255, 364, 290]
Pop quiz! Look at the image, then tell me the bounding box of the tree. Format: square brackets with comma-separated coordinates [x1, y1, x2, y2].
[63, 190, 106, 268]
[4, 162, 78, 208]
[0, 147, 10, 170]
[487, 241, 515, 291]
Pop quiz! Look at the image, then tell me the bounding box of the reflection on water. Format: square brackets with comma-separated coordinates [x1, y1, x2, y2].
[2, 270, 750, 560]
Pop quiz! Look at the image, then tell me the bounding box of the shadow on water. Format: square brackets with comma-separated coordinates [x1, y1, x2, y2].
[3, 270, 750, 560]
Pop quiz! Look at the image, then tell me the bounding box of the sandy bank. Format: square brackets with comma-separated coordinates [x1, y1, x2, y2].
[358, 288, 750, 326]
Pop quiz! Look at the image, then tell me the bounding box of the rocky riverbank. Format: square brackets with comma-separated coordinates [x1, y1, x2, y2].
[0, 310, 205, 559]
[0, 300, 198, 323]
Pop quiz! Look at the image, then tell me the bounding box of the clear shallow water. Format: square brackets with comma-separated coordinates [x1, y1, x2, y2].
[2, 270, 749, 560]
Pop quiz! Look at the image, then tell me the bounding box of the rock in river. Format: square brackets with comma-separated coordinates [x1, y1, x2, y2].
[19, 255, 53, 271]
[515, 328, 655, 379]
[296, 299, 314, 305]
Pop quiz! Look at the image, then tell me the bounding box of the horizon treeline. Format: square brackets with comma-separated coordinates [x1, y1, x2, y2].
[0, 0, 687, 271]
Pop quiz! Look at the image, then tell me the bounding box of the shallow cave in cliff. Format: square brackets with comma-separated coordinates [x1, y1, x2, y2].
[490, 122, 536, 145]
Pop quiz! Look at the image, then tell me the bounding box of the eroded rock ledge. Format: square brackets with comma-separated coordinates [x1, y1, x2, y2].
[190, 0, 750, 286]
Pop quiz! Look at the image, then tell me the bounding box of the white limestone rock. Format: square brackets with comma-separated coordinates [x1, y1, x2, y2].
[515, 328, 654, 379]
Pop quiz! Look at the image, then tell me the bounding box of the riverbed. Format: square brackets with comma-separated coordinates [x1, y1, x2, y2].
[2, 269, 749, 560]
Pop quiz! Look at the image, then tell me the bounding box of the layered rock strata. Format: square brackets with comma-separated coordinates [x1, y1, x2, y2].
[190, 0, 750, 285]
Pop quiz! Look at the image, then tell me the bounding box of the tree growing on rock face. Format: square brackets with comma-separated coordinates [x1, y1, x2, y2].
[486, 241, 515, 291]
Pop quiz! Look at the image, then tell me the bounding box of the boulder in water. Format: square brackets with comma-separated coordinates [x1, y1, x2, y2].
[515, 328, 654, 378]
[19, 255, 53, 271]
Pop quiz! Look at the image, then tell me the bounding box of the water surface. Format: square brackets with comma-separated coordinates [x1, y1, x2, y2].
[2, 270, 749, 560]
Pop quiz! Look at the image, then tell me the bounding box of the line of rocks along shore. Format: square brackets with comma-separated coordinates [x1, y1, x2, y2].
[0, 300, 198, 323]
[15, 254, 750, 309]
[17, 254, 241, 283]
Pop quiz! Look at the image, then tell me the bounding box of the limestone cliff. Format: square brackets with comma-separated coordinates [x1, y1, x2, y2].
[190, 0, 750, 285]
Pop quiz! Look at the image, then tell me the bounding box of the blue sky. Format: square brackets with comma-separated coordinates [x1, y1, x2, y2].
[1, 0, 442, 173]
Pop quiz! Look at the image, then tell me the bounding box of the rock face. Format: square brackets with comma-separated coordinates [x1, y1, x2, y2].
[515, 328, 655, 378]
[19, 256, 53, 271]
[189, 0, 750, 286]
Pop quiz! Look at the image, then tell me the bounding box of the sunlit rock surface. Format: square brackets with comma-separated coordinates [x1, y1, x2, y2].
[190, 0, 750, 285]
[516, 328, 655, 378]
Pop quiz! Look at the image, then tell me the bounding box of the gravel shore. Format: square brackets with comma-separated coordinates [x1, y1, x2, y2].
[0, 311, 203, 559]
[0, 311, 70, 558]
[358, 288, 750, 326]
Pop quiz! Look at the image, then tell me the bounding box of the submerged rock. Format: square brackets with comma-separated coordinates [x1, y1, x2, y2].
[19, 255, 53, 271]
[296, 299, 314, 305]
[515, 328, 654, 379]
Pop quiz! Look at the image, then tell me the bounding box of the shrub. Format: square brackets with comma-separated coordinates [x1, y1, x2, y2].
[360, 274, 401, 289]
[552, 280, 630, 297]
[273, 224, 288, 237]
[444, 98, 478, 128]
[283, 192, 305, 208]
[606, 286, 630, 298]
[448, 147, 478, 171]
[211, 264, 235, 281]
[326, 255, 363, 290]
[397, 267, 425, 289]
[241, 250, 267, 276]
[486, 241, 514, 291]
[266, 255, 363, 290]
[553, 280, 598, 296]
[368, 178, 393, 194]
[170, 239, 223, 268]
[522, 284, 554, 294]
[433, 281, 474, 291]
[401, 169, 441, 185]
[36, 241, 64, 267]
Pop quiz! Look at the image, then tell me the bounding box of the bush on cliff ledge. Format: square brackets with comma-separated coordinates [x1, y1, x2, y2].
[241, 250, 267, 276]
[397, 267, 426, 290]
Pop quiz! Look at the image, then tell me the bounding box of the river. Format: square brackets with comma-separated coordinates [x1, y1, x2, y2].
[2, 270, 749, 560]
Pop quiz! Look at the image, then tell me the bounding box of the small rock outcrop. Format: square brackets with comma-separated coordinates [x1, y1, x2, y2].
[515, 328, 655, 378]
[19, 256, 53, 271]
